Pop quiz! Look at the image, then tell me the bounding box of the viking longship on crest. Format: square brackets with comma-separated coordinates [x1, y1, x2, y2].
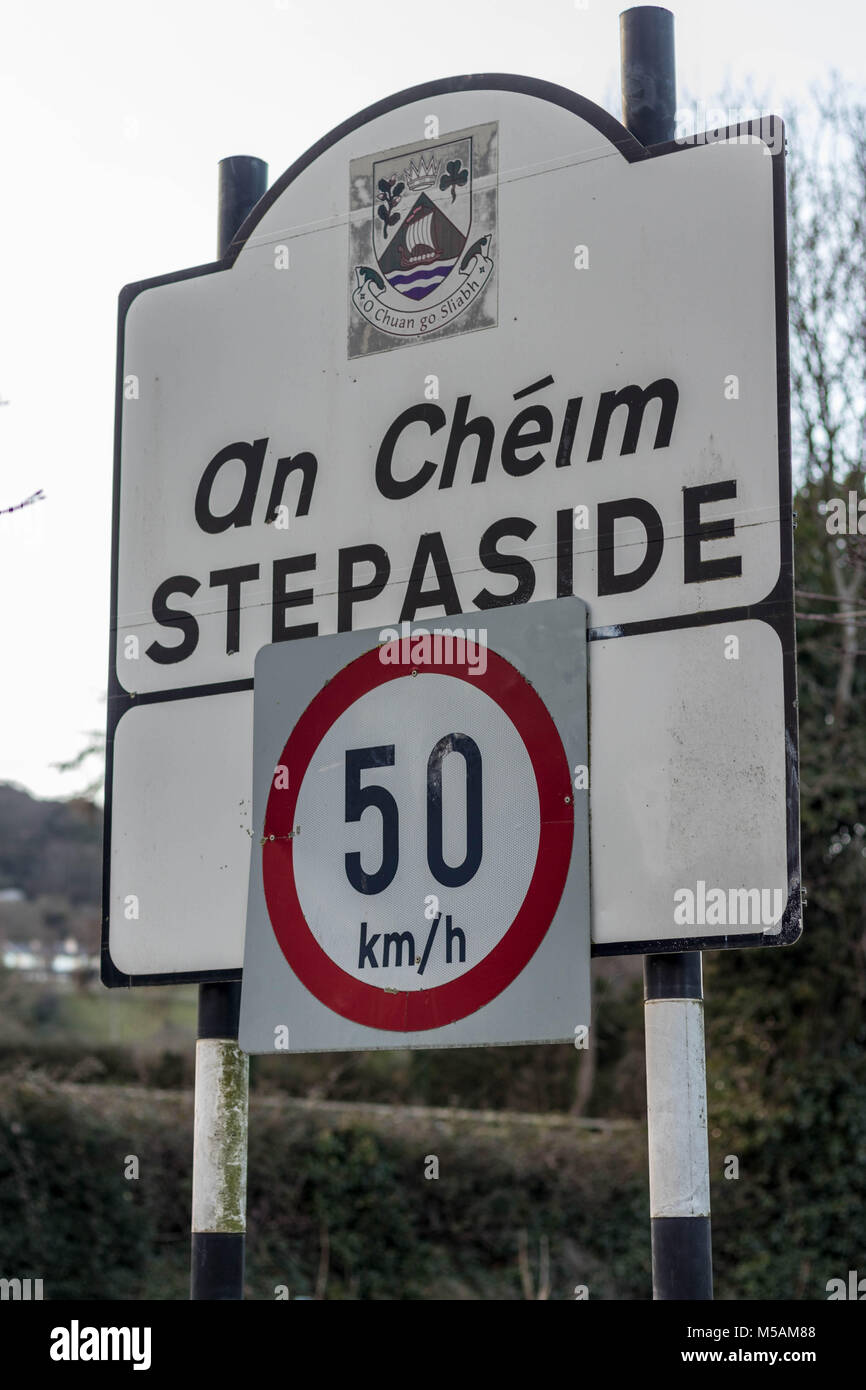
[377, 190, 469, 301]
[399, 204, 442, 268]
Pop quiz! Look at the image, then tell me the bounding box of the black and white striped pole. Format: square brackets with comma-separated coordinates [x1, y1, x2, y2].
[643, 953, 712, 1299]
[620, 6, 714, 1301]
[190, 981, 249, 1299]
[189, 154, 268, 1302]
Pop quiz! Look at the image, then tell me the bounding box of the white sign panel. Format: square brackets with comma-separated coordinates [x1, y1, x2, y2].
[104, 76, 798, 985]
[239, 600, 590, 1051]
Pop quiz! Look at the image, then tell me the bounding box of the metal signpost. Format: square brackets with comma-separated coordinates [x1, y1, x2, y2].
[192, 156, 267, 1302]
[104, 5, 799, 1302]
[622, 3, 710, 1302]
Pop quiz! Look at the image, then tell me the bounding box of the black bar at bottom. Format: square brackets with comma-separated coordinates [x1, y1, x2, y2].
[198, 980, 242, 1039]
[651, 1216, 713, 1300]
[644, 950, 703, 1001]
[191, 1232, 245, 1300]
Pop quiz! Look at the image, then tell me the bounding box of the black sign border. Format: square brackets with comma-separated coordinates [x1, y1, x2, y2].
[103, 74, 798, 985]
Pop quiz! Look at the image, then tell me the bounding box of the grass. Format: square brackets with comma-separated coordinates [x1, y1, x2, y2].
[0, 972, 197, 1049]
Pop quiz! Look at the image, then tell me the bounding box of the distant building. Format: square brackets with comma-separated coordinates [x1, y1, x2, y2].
[2, 944, 44, 971]
[1, 938, 98, 978]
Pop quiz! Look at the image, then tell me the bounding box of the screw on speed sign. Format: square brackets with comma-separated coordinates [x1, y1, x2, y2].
[239, 598, 590, 1052]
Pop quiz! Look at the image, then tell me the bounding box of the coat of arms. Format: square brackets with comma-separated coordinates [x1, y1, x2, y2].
[349, 123, 497, 356]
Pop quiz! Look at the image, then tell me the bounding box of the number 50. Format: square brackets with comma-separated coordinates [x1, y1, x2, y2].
[344, 734, 483, 895]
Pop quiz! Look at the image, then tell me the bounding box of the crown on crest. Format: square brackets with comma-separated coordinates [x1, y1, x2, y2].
[401, 155, 441, 191]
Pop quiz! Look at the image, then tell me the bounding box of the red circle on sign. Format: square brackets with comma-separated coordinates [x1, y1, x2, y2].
[263, 640, 573, 1031]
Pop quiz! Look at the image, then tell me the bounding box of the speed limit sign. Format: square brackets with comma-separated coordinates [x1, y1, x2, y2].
[239, 597, 590, 1052]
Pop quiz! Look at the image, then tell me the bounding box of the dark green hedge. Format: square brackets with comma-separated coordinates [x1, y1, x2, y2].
[0, 1076, 649, 1300]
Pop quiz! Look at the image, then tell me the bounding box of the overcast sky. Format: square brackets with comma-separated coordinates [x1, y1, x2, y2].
[1, 0, 863, 800]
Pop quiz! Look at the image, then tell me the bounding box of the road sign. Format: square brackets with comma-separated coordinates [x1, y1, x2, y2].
[239, 598, 590, 1051]
[104, 74, 798, 985]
